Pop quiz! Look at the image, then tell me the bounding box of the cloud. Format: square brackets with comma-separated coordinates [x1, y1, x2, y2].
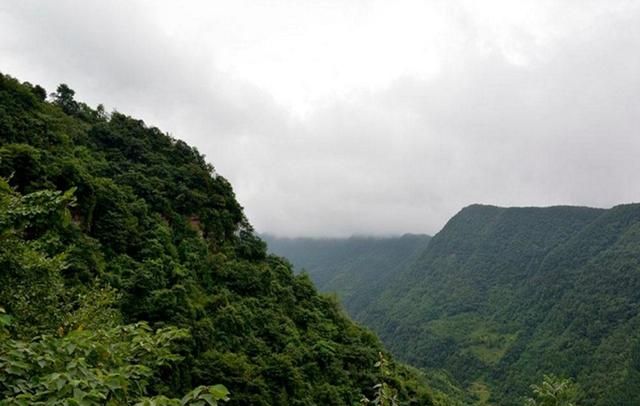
[1, 1, 639, 236]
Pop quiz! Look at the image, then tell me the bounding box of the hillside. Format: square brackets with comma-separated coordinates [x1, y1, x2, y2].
[354, 204, 640, 405]
[263, 234, 431, 320]
[0, 73, 449, 405]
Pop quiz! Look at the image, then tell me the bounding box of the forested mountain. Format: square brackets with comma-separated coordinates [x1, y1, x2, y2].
[262, 234, 431, 320]
[0, 72, 451, 405]
[3, 70, 629, 406]
[349, 204, 640, 405]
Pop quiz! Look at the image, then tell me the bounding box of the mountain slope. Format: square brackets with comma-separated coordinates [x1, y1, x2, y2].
[0, 73, 446, 405]
[357, 204, 640, 405]
[263, 234, 431, 318]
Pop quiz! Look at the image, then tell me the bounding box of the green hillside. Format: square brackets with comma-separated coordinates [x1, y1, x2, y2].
[356, 204, 640, 405]
[262, 234, 431, 319]
[0, 72, 450, 405]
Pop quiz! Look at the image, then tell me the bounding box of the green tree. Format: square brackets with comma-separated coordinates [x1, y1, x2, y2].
[0, 179, 76, 337]
[51, 83, 79, 115]
[524, 375, 580, 406]
[0, 179, 229, 405]
[361, 353, 399, 406]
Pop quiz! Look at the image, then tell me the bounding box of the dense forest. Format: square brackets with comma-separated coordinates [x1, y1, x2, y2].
[262, 234, 431, 319]
[287, 204, 640, 404]
[0, 72, 457, 405]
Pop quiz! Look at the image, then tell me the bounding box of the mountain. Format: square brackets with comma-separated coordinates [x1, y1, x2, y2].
[352, 204, 640, 405]
[262, 234, 431, 320]
[0, 73, 449, 405]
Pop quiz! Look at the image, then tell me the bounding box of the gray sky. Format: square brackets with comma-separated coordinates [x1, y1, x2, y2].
[1, 0, 639, 237]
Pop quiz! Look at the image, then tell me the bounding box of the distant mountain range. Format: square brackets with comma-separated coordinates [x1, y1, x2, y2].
[262, 233, 431, 319]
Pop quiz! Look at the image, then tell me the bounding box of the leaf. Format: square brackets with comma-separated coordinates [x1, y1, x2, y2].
[208, 385, 229, 400]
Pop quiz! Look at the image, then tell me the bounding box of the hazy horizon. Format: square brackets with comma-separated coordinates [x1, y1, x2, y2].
[2, 1, 639, 237]
[261, 202, 616, 239]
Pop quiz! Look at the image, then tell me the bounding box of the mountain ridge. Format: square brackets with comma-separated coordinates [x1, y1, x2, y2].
[272, 202, 640, 405]
[0, 72, 450, 405]
[361, 202, 640, 405]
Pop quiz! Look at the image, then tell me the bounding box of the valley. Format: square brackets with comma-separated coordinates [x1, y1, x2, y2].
[268, 204, 640, 405]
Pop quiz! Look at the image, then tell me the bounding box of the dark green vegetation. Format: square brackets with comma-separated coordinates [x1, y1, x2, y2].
[344, 204, 640, 405]
[264, 234, 471, 404]
[0, 72, 447, 405]
[262, 234, 431, 319]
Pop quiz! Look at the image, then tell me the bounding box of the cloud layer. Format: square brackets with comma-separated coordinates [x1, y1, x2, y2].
[1, 0, 639, 236]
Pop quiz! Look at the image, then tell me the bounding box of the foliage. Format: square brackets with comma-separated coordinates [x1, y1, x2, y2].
[0, 179, 75, 337]
[524, 375, 580, 406]
[0, 177, 228, 404]
[0, 322, 193, 405]
[360, 353, 398, 406]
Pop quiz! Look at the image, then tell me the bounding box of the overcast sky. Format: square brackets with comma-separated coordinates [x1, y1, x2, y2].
[1, 1, 639, 237]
